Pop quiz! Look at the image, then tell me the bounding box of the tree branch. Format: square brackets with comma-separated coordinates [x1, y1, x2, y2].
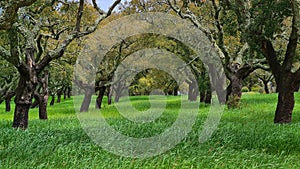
[36, 0, 122, 72]
[0, 0, 37, 30]
[283, 0, 299, 71]
[75, 0, 84, 32]
[261, 40, 282, 80]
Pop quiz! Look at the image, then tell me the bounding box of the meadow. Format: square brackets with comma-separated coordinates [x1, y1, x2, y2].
[0, 93, 300, 168]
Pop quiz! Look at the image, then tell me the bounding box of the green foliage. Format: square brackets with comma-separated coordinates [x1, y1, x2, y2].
[0, 93, 300, 168]
[241, 86, 249, 92]
[247, 0, 292, 47]
[252, 86, 262, 92]
[129, 68, 178, 96]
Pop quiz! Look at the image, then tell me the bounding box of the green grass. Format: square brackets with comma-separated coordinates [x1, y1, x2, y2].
[0, 93, 300, 168]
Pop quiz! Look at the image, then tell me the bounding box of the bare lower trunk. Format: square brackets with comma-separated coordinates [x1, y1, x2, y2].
[115, 93, 121, 103]
[57, 91, 62, 103]
[63, 87, 67, 100]
[188, 80, 198, 101]
[107, 85, 112, 105]
[200, 91, 206, 102]
[5, 98, 11, 112]
[205, 89, 212, 104]
[39, 94, 48, 120]
[173, 85, 179, 96]
[226, 76, 242, 108]
[13, 75, 37, 129]
[39, 72, 49, 120]
[5, 92, 14, 112]
[263, 81, 270, 94]
[274, 74, 296, 123]
[50, 95, 55, 106]
[96, 86, 106, 109]
[31, 97, 39, 108]
[13, 104, 30, 129]
[274, 91, 294, 123]
[67, 87, 71, 98]
[80, 88, 94, 112]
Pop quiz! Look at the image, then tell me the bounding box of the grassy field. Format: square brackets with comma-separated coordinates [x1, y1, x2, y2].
[0, 93, 300, 168]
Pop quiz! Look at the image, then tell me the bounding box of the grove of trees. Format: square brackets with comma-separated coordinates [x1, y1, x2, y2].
[0, 0, 299, 129]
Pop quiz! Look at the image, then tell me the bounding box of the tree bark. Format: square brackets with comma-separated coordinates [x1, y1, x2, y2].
[38, 71, 49, 120]
[5, 92, 15, 112]
[80, 87, 94, 112]
[96, 86, 106, 109]
[263, 81, 270, 94]
[57, 91, 62, 103]
[226, 75, 243, 108]
[63, 87, 67, 100]
[5, 98, 11, 112]
[107, 85, 112, 105]
[173, 85, 179, 96]
[274, 73, 297, 123]
[200, 91, 206, 103]
[50, 95, 55, 106]
[205, 89, 212, 104]
[13, 75, 37, 129]
[187, 80, 198, 101]
[39, 94, 48, 120]
[31, 96, 39, 108]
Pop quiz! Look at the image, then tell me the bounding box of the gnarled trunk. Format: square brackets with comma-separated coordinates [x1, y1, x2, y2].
[13, 75, 37, 129]
[226, 76, 242, 108]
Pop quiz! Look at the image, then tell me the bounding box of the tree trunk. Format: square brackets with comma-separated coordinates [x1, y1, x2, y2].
[173, 85, 179, 96]
[63, 87, 67, 100]
[5, 98, 11, 112]
[226, 76, 242, 108]
[57, 90, 62, 103]
[67, 87, 71, 98]
[39, 71, 49, 120]
[39, 94, 48, 120]
[263, 81, 270, 94]
[205, 89, 212, 104]
[274, 73, 297, 123]
[5, 92, 14, 112]
[80, 87, 94, 112]
[13, 75, 37, 129]
[107, 85, 112, 105]
[96, 86, 106, 109]
[115, 94, 120, 103]
[188, 80, 198, 101]
[31, 97, 39, 108]
[50, 95, 55, 106]
[13, 104, 31, 129]
[274, 91, 294, 123]
[200, 91, 206, 103]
